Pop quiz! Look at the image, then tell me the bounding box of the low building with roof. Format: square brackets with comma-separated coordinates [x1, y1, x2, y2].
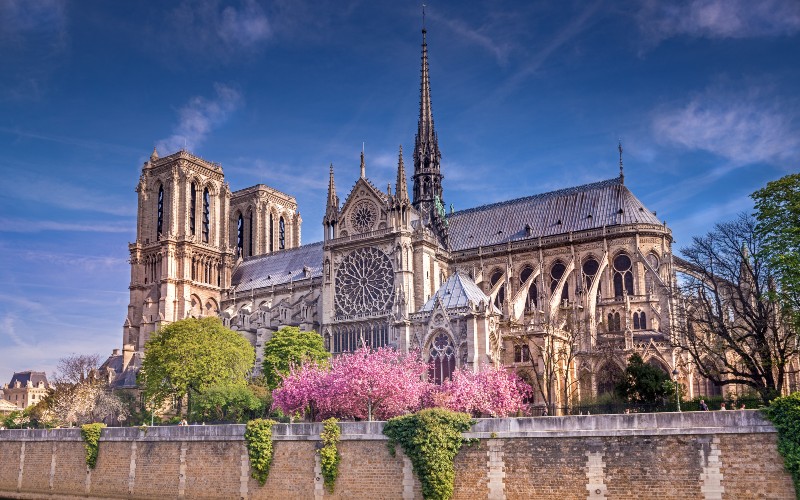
[3, 371, 50, 410]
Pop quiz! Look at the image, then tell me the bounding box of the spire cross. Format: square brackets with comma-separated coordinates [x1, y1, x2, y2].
[618, 140, 625, 183]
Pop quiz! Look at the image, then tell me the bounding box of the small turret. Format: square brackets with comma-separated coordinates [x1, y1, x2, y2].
[323, 164, 339, 240]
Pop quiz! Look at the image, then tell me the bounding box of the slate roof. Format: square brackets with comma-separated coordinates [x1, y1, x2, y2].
[231, 241, 324, 293]
[447, 177, 661, 251]
[419, 272, 499, 313]
[8, 371, 48, 388]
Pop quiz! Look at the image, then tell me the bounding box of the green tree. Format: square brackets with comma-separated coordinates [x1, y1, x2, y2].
[615, 354, 670, 405]
[262, 326, 330, 390]
[191, 384, 263, 423]
[752, 173, 800, 325]
[139, 317, 255, 415]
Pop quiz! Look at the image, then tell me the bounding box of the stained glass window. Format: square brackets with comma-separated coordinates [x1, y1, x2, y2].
[428, 332, 455, 384]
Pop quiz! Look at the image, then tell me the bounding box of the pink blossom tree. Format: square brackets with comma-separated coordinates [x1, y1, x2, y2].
[272, 362, 328, 421]
[437, 367, 531, 417]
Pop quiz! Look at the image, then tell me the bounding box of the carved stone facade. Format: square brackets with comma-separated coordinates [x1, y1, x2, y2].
[118, 27, 726, 407]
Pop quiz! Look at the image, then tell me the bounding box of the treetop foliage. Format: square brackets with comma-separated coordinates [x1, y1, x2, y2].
[261, 326, 330, 390]
[140, 317, 255, 407]
[615, 353, 671, 404]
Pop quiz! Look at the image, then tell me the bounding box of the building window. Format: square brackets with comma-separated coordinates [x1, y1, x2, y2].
[157, 185, 164, 240]
[514, 344, 530, 363]
[248, 211, 253, 257]
[236, 214, 244, 257]
[582, 257, 599, 293]
[645, 253, 659, 293]
[613, 253, 634, 297]
[607, 311, 621, 331]
[550, 261, 569, 302]
[189, 183, 196, 236]
[428, 332, 456, 384]
[279, 216, 285, 250]
[202, 188, 210, 243]
[519, 265, 538, 312]
[269, 214, 274, 252]
[490, 268, 505, 309]
[633, 311, 647, 330]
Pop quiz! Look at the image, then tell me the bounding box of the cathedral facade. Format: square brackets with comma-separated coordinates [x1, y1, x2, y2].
[119, 27, 702, 408]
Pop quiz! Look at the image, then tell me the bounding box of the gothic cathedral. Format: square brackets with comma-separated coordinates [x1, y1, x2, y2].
[117, 26, 700, 408]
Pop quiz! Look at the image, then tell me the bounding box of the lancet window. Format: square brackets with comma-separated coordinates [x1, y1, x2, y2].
[331, 321, 389, 354]
[607, 311, 621, 331]
[550, 261, 569, 303]
[633, 311, 647, 330]
[428, 332, 456, 384]
[519, 265, 538, 312]
[644, 253, 659, 294]
[613, 253, 634, 297]
[202, 188, 210, 243]
[248, 211, 254, 257]
[279, 216, 285, 250]
[189, 183, 196, 236]
[490, 268, 505, 309]
[236, 214, 244, 257]
[269, 214, 274, 252]
[156, 185, 164, 240]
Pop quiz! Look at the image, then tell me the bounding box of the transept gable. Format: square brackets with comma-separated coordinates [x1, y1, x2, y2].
[338, 176, 391, 236]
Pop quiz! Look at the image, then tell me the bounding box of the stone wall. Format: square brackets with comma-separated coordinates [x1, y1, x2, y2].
[0, 411, 794, 499]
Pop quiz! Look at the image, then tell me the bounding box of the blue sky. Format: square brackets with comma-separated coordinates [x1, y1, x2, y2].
[1, 0, 798, 382]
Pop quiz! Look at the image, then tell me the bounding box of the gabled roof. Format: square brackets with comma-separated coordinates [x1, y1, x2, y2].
[8, 371, 48, 388]
[0, 399, 20, 412]
[418, 272, 498, 313]
[231, 241, 324, 293]
[447, 177, 662, 251]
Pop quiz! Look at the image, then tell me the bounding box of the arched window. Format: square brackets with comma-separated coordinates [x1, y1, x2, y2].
[189, 183, 197, 236]
[640, 311, 647, 329]
[248, 211, 253, 257]
[428, 332, 456, 384]
[633, 312, 640, 330]
[236, 214, 244, 257]
[202, 188, 210, 243]
[613, 253, 634, 297]
[644, 253, 659, 293]
[519, 265, 538, 312]
[269, 214, 274, 252]
[279, 216, 285, 250]
[156, 185, 164, 240]
[550, 261, 569, 302]
[607, 311, 621, 331]
[490, 268, 505, 309]
[514, 344, 530, 363]
[582, 257, 599, 294]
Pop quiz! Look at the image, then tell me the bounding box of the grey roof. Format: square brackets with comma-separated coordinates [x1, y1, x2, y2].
[447, 177, 661, 251]
[8, 371, 48, 388]
[419, 272, 499, 313]
[231, 241, 324, 293]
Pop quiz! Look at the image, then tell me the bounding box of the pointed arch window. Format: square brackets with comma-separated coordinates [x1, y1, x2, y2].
[632, 311, 647, 330]
[607, 311, 621, 331]
[156, 185, 164, 240]
[236, 214, 244, 257]
[279, 216, 285, 250]
[644, 253, 659, 294]
[269, 214, 274, 252]
[519, 265, 538, 312]
[202, 188, 210, 243]
[189, 183, 197, 236]
[550, 261, 569, 303]
[613, 253, 634, 297]
[248, 211, 254, 257]
[490, 268, 505, 309]
[582, 257, 599, 294]
[428, 332, 456, 384]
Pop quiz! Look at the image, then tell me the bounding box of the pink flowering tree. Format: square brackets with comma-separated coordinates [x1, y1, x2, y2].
[437, 367, 531, 417]
[272, 347, 430, 421]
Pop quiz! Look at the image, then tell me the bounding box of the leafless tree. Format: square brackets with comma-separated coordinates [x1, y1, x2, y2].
[676, 214, 799, 403]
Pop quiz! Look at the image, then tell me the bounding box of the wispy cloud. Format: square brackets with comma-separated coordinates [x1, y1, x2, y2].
[0, 218, 132, 233]
[433, 15, 513, 65]
[17, 251, 127, 272]
[638, 0, 800, 44]
[157, 83, 242, 154]
[5, 175, 135, 216]
[652, 85, 800, 166]
[0, 0, 69, 100]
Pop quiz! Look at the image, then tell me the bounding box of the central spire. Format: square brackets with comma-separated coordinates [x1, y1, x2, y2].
[412, 20, 444, 221]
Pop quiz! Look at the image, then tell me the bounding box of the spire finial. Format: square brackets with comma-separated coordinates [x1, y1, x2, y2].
[360, 148, 366, 178]
[150, 146, 159, 161]
[396, 144, 410, 204]
[422, 4, 427, 33]
[618, 139, 624, 184]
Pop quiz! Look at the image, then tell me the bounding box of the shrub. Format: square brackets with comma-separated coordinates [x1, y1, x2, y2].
[383, 408, 475, 500]
[244, 419, 277, 486]
[763, 393, 800, 499]
[319, 418, 341, 493]
[80, 423, 106, 469]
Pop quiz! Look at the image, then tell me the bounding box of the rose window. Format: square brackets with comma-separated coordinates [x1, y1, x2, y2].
[350, 201, 377, 233]
[335, 247, 394, 316]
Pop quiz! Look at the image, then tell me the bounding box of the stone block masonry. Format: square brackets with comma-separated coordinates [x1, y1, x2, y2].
[0, 411, 794, 499]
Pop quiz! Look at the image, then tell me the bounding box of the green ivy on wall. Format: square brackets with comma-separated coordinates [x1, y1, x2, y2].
[320, 418, 341, 493]
[383, 408, 475, 500]
[244, 418, 277, 486]
[763, 393, 800, 499]
[80, 423, 106, 469]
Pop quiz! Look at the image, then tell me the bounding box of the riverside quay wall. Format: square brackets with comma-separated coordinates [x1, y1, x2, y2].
[0, 410, 794, 500]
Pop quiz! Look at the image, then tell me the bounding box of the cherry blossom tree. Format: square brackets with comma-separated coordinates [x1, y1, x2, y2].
[436, 367, 531, 417]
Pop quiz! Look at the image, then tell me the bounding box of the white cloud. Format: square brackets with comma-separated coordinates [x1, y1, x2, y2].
[639, 0, 800, 42]
[434, 15, 513, 65]
[156, 83, 242, 154]
[0, 218, 132, 233]
[652, 87, 800, 166]
[218, 0, 272, 48]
